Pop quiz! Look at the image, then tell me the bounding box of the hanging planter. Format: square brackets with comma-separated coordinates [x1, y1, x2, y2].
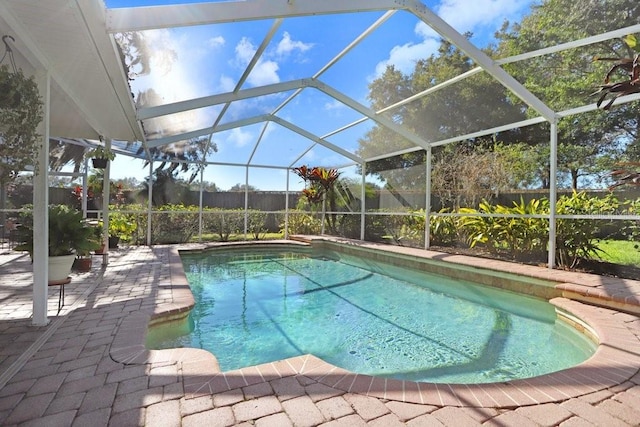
[0, 36, 44, 185]
[91, 157, 108, 169]
[85, 144, 116, 169]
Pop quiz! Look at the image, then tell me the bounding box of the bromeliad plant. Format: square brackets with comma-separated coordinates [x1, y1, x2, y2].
[592, 34, 640, 190]
[593, 34, 640, 110]
[292, 165, 342, 234]
[292, 166, 340, 205]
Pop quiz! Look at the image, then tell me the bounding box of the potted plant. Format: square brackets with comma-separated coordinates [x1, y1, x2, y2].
[73, 222, 104, 271]
[92, 220, 107, 254]
[86, 145, 115, 169]
[14, 205, 101, 283]
[108, 211, 136, 248]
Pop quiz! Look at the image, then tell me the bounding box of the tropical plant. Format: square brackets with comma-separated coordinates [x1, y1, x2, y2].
[293, 165, 343, 233]
[14, 204, 101, 257]
[555, 192, 619, 268]
[429, 209, 459, 247]
[292, 166, 340, 204]
[593, 34, 640, 110]
[109, 210, 137, 242]
[459, 197, 550, 260]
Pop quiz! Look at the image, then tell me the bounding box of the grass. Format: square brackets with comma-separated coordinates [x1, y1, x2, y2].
[596, 240, 640, 266]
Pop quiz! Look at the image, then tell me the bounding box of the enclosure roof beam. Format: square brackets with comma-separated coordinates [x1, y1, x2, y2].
[137, 79, 312, 120]
[106, 0, 406, 32]
[406, 0, 557, 122]
[313, 80, 432, 150]
[270, 116, 363, 164]
[496, 23, 640, 65]
[557, 93, 640, 118]
[145, 115, 272, 148]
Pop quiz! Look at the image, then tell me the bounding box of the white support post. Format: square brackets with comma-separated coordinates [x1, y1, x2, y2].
[147, 161, 153, 246]
[548, 121, 558, 269]
[244, 166, 249, 239]
[32, 70, 50, 326]
[360, 163, 366, 241]
[425, 148, 431, 249]
[102, 138, 111, 266]
[284, 171, 290, 240]
[198, 167, 204, 242]
[81, 158, 88, 217]
[321, 193, 326, 235]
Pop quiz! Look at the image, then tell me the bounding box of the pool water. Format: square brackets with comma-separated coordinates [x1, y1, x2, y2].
[147, 249, 596, 384]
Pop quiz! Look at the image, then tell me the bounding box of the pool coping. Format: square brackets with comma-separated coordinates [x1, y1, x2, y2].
[109, 238, 640, 409]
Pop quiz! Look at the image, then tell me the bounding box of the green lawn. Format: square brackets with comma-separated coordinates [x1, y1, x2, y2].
[596, 240, 640, 267]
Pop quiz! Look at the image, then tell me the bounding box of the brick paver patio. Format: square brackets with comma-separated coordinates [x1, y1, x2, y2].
[0, 240, 639, 426]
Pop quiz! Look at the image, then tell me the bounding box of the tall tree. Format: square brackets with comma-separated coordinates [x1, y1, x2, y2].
[495, 0, 640, 189]
[358, 36, 534, 198]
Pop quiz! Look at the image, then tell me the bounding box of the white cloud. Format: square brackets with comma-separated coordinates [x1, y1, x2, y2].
[436, 0, 528, 33]
[208, 35, 225, 49]
[219, 75, 235, 92]
[374, 38, 440, 76]
[324, 99, 345, 111]
[248, 60, 280, 86]
[276, 31, 313, 57]
[227, 127, 254, 148]
[234, 37, 256, 65]
[374, 0, 531, 78]
[233, 37, 281, 87]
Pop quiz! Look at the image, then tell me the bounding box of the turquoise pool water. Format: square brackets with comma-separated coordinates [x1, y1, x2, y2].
[147, 248, 596, 384]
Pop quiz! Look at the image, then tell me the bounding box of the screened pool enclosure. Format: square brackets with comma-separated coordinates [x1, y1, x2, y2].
[0, 0, 639, 324]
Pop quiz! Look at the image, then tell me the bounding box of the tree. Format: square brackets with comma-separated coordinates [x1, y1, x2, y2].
[359, 36, 537, 197]
[228, 183, 259, 192]
[189, 180, 219, 192]
[141, 169, 194, 206]
[495, 0, 640, 189]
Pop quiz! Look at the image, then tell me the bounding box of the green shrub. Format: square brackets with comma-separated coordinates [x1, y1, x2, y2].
[109, 211, 137, 243]
[555, 192, 618, 268]
[203, 208, 244, 241]
[246, 209, 268, 240]
[337, 213, 361, 239]
[459, 197, 549, 261]
[279, 210, 322, 235]
[429, 209, 459, 247]
[152, 204, 199, 244]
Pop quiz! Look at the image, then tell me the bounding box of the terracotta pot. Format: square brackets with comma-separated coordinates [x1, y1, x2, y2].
[73, 257, 92, 272]
[94, 242, 106, 254]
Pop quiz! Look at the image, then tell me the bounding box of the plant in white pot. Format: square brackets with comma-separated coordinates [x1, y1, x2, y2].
[14, 205, 101, 283]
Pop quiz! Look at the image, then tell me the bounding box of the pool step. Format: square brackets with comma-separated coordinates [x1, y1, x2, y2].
[556, 282, 640, 315]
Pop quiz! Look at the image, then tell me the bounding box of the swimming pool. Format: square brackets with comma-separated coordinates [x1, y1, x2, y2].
[147, 246, 596, 384]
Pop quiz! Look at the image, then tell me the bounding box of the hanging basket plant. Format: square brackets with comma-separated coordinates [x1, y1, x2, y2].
[86, 145, 116, 169]
[0, 64, 44, 184]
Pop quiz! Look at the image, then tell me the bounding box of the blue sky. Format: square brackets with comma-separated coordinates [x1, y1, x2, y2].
[104, 0, 535, 190]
